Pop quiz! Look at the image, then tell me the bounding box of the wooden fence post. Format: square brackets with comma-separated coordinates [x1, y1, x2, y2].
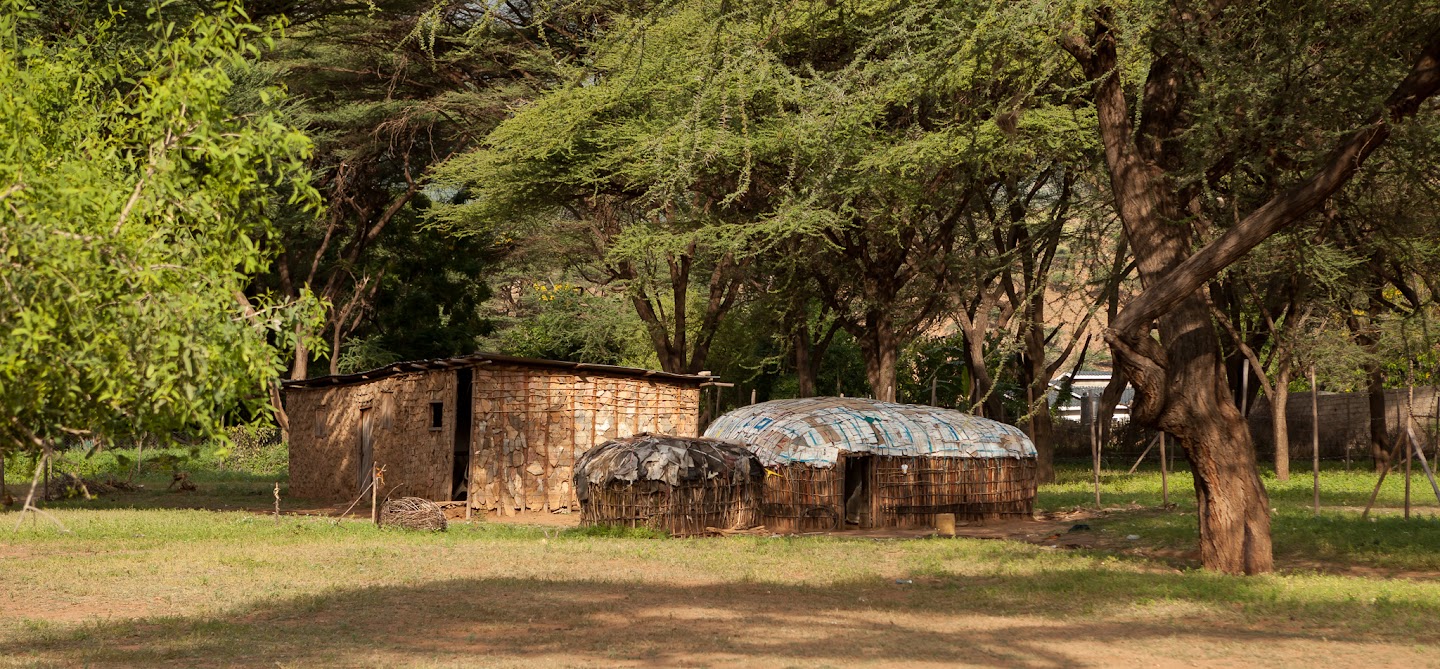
[1405, 370, 1415, 519]
[1159, 432, 1168, 508]
[1312, 366, 1320, 517]
[371, 464, 380, 527]
[1090, 394, 1101, 509]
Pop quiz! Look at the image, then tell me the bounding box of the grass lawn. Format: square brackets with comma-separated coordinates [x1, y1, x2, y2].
[4, 448, 1440, 667]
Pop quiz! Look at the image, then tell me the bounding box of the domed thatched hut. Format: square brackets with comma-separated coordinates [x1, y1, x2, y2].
[704, 398, 1037, 532]
[573, 434, 764, 536]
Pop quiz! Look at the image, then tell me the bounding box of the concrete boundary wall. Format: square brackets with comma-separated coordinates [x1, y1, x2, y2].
[1247, 387, 1440, 459]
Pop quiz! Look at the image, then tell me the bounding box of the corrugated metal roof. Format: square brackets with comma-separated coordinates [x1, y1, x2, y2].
[704, 397, 1036, 468]
[281, 352, 714, 390]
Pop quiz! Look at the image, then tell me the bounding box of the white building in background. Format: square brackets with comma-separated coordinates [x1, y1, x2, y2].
[1047, 370, 1134, 423]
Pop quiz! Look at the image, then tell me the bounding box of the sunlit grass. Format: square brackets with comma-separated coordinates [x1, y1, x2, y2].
[6, 454, 1440, 667]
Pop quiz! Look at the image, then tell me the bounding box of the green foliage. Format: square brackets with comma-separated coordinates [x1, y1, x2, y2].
[360, 213, 495, 361]
[487, 284, 656, 367]
[0, 1, 320, 450]
[898, 335, 974, 408]
[222, 424, 288, 474]
[260, 0, 608, 374]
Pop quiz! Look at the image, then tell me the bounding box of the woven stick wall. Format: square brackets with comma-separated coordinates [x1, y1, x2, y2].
[757, 463, 845, 534]
[574, 434, 763, 536]
[870, 456, 1037, 526]
[580, 477, 759, 536]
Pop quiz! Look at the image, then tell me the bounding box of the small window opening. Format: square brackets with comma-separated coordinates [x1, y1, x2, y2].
[430, 402, 444, 430]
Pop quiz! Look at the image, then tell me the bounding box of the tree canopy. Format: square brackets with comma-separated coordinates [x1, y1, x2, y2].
[0, 1, 318, 450]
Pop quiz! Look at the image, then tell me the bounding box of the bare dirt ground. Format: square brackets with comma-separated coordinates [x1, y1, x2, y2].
[3, 545, 1436, 669]
[6, 508, 1440, 668]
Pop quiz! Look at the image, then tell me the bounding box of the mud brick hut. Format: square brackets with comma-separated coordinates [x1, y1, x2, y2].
[283, 354, 708, 514]
[573, 434, 763, 536]
[704, 398, 1037, 532]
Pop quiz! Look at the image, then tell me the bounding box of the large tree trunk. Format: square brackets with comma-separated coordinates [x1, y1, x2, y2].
[790, 315, 839, 398]
[1066, 17, 1273, 574]
[1066, 10, 1440, 574]
[795, 328, 817, 398]
[957, 320, 1004, 419]
[1116, 296, 1274, 575]
[856, 313, 899, 402]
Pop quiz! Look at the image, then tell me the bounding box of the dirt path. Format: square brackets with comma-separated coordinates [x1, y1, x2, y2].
[4, 573, 1435, 668]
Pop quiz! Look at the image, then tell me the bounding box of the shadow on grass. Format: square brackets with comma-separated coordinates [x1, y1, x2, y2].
[4, 568, 1436, 668]
[1076, 506, 1440, 573]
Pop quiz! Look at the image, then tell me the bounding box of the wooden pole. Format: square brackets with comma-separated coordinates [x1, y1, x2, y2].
[1159, 432, 1169, 508]
[1311, 365, 1320, 516]
[1362, 437, 1407, 519]
[1026, 384, 1037, 443]
[1404, 414, 1440, 506]
[932, 376, 939, 407]
[371, 464, 380, 527]
[1405, 428, 1413, 519]
[1406, 370, 1415, 519]
[750, 388, 757, 405]
[273, 482, 281, 526]
[1091, 395, 1101, 509]
[1128, 434, 1160, 475]
[1399, 381, 1440, 506]
[1240, 358, 1250, 417]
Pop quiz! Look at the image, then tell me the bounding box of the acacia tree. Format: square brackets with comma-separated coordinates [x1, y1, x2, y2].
[430, 1, 799, 374]
[754, 0, 1105, 402]
[0, 3, 318, 466]
[261, 0, 620, 377]
[1059, 2, 1440, 573]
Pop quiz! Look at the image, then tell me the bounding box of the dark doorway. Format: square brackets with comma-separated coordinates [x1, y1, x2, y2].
[451, 367, 474, 500]
[843, 455, 872, 528]
[358, 407, 374, 492]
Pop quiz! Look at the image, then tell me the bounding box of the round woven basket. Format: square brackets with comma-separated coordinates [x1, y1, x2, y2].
[380, 497, 447, 532]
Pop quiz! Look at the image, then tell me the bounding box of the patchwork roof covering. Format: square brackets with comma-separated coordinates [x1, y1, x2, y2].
[703, 397, 1036, 467]
[573, 434, 764, 502]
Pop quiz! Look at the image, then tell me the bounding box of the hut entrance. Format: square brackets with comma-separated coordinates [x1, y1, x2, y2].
[357, 407, 374, 492]
[843, 455, 873, 528]
[451, 367, 473, 500]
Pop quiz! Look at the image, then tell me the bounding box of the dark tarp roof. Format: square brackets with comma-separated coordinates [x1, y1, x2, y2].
[281, 352, 714, 390]
[573, 433, 763, 503]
